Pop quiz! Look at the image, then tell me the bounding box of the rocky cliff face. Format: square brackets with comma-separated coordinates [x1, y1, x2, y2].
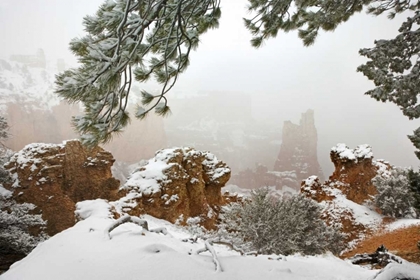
[1, 143, 233, 273]
[301, 144, 391, 245]
[328, 143, 382, 204]
[3, 140, 120, 236]
[273, 109, 324, 190]
[112, 147, 231, 229]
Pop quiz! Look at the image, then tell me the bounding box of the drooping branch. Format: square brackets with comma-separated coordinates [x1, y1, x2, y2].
[105, 215, 149, 239]
[55, 0, 221, 147]
[196, 240, 223, 272]
[244, 0, 420, 47]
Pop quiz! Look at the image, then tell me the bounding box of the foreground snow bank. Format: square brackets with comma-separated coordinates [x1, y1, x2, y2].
[1, 199, 417, 280]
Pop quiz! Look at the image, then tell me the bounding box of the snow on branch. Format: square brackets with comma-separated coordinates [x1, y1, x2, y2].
[196, 240, 223, 272]
[105, 214, 149, 239]
[149, 227, 169, 236]
[208, 239, 246, 256]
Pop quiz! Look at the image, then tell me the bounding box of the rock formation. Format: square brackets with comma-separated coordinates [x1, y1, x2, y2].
[3, 140, 120, 236]
[273, 109, 324, 190]
[301, 144, 391, 244]
[1, 143, 233, 272]
[112, 147, 231, 229]
[329, 143, 382, 204]
[229, 164, 299, 194]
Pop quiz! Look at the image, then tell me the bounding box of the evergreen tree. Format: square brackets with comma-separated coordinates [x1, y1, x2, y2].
[0, 116, 8, 146]
[56, 0, 221, 147]
[408, 168, 420, 213]
[373, 168, 417, 218]
[0, 198, 48, 254]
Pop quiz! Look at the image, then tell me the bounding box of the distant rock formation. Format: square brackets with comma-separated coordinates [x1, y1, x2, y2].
[0, 57, 166, 163]
[164, 92, 282, 175]
[229, 164, 299, 194]
[3, 140, 120, 236]
[10, 49, 46, 69]
[113, 147, 231, 229]
[273, 109, 324, 190]
[301, 144, 391, 244]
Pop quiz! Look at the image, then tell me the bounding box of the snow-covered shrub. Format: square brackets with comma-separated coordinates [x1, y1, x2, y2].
[0, 198, 47, 254]
[217, 188, 343, 255]
[0, 116, 8, 144]
[0, 146, 13, 184]
[408, 168, 420, 214]
[373, 168, 416, 218]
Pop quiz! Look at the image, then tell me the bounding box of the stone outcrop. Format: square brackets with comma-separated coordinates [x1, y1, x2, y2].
[301, 144, 391, 245]
[329, 143, 382, 204]
[273, 109, 324, 190]
[3, 140, 120, 236]
[113, 147, 231, 229]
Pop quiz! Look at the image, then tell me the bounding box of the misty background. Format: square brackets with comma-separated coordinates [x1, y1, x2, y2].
[0, 0, 419, 176]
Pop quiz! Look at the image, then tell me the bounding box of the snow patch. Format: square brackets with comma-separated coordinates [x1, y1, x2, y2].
[0, 184, 12, 198]
[75, 199, 113, 220]
[331, 143, 373, 162]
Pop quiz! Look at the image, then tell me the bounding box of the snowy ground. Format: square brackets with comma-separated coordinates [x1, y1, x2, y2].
[2, 199, 420, 280]
[385, 218, 420, 231]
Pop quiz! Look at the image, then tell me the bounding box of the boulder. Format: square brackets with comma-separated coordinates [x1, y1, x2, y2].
[3, 140, 119, 236]
[329, 143, 380, 204]
[113, 147, 231, 229]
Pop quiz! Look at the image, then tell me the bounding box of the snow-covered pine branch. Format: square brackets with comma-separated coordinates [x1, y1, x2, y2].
[55, 0, 221, 147]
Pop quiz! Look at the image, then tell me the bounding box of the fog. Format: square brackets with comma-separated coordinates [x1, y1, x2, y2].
[0, 0, 419, 176]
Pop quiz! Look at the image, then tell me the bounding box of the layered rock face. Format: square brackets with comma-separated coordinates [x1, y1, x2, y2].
[273, 109, 324, 190]
[3, 140, 120, 235]
[301, 144, 390, 244]
[113, 147, 231, 229]
[329, 143, 381, 204]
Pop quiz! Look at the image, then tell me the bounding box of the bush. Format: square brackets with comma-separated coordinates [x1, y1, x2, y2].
[0, 116, 8, 144]
[0, 144, 47, 255]
[408, 168, 420, 214]
[0, 146, 13, 184]
[0, 199, 47, 254]
[373, 168, 416, 218]
[217, 188, 343, 255]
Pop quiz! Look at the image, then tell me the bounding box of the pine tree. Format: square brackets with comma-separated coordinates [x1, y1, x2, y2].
[56, 0, 221, 147]
[0, 199, 48, 254]
[243, 0, 420, 159]
[374, 168, 417, 218]
[408, 168, 420, 213]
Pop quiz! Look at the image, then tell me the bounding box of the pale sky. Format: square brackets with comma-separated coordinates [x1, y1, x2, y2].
[0, 0, 419, 175]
